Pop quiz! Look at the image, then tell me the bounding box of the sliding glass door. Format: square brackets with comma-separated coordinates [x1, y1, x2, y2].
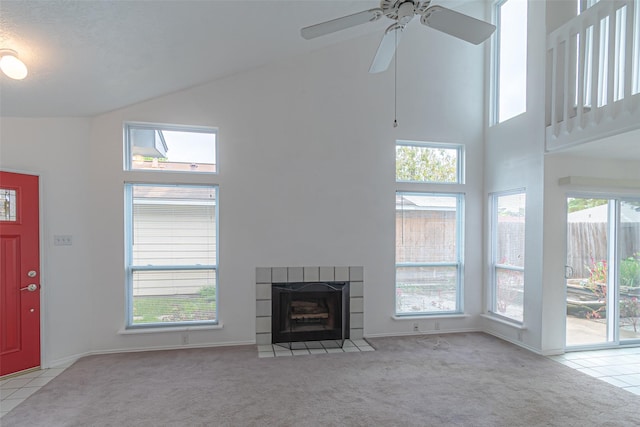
[566, 197, 640, 348]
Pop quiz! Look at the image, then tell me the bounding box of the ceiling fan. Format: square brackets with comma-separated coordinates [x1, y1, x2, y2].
[301, 0, 496, 73]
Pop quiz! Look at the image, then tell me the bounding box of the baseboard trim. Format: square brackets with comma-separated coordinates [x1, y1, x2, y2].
[482, 330, 543, 355]
[47, 340, 256, 368]
[365, 327, 480, 338]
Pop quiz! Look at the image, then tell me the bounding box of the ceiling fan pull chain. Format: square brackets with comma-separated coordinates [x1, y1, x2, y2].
[393, 26, 398, 128]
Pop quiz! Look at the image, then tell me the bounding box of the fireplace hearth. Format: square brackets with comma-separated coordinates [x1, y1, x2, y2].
[272, 282, 349, 344]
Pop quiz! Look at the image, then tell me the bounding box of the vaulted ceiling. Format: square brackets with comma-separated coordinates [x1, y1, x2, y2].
[0, 0, 395, 117]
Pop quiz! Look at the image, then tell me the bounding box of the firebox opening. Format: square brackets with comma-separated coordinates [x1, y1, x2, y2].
[272, 282, 349, 345]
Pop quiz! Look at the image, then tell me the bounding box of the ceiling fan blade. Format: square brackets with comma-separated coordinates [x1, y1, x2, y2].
[369, 24, 404, 74]
[420, 5, 496, 45]
[301, 8, 383, 40]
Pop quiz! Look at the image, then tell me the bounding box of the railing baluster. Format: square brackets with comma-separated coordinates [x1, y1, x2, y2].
[550, 41, 559, 136]
[591, 10, 601, 124]
[606, 1, 617, 110]
[623, 0, 634, 109]
[577, 24, 587, 128]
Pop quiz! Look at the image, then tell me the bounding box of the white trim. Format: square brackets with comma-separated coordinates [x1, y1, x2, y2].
[391, 314, 470, 321]
[365, 327, 479, 338]
[481, 313, 527, 329]
[46, 339, 252, 369]
[483, 329, 544, 355]
[118, 323, 223, 334]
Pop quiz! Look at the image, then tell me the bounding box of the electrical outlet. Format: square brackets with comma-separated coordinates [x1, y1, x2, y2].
[181, 333, 189, 345]
[413, 322, 419, 332]
[434, 321, 440, 331]
[517, 331, 523, 341]
[53, 235, 73, 246]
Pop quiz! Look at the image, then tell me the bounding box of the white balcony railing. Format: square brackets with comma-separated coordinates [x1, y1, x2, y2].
[546, 0, 640, 151]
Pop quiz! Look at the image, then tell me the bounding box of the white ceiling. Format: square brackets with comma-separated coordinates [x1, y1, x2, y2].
[0, 0, 391, 117]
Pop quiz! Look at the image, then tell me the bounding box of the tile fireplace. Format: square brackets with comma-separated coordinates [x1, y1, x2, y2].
[255, 266, 364, 346]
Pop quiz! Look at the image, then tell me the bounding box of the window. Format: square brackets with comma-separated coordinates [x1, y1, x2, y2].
[490, 190, 526, 322]
[1, 189, 17, 221]
[396, 192, 464, 315]
[124, 123, 218, 328]
[125, 184, 218, 327]
[125, 123, 217, 173]
[492, 0, 528, 123]
[396, 141, 463, 184]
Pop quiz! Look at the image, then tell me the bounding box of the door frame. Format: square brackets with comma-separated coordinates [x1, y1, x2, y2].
[565, 191, 640, 351]
[0, 168, 46, 373]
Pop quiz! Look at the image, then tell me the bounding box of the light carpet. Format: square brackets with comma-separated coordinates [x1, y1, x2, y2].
[3, 333, 638, 426]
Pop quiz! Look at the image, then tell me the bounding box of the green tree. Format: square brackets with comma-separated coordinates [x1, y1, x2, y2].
[396, 146, 457, 182]
[567, 198, 607, 213]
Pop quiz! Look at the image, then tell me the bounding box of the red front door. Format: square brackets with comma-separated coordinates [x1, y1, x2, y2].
[0, 171, 40, 376]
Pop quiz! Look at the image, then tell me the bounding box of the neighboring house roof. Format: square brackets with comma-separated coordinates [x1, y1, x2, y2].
[568, 203, 640, 223]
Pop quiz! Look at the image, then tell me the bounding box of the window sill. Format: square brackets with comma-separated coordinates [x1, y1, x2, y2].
[118, 323, 223, 335]
[392, 314, 469, 321]
[481, 314, 527, 330]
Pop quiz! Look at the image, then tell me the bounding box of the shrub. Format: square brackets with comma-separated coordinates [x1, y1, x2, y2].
[620, 253, 640, 288]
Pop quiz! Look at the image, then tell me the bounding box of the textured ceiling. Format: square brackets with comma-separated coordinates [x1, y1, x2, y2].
[0, 0, 389, 117]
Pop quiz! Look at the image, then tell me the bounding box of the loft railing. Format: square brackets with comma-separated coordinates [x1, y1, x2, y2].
[546, 0, 640, 151]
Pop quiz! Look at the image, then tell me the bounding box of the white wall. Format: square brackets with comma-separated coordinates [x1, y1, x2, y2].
[483, 0, 547, 351]
[1, 5, 488, 362]
[86, 21, 486, 353]
[0, 118, 93, 366]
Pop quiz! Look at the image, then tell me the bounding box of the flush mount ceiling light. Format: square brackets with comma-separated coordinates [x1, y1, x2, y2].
[0, 49, 28, 80]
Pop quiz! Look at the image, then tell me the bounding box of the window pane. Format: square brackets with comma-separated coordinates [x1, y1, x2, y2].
[619, 200, 640, 341]
[496, 192, 526, 268]
[396, 192, 461, 315]
[492, 191, 525, 322]
[396, 193, 458, 263]
[127, 125, 216, 173]
[127, 183, 218, 327]
[497, 0, 527, 122]
[132, 269, 216, 324]
[132, 185, 216, 267]
[396, 143, 460, 183]
[0, 189, 17, 221]
[495, 268, 524, 322]
[396, 266, 458, 314]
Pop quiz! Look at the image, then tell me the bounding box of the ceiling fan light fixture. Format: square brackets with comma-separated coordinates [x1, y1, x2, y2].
[0, 49, 28, 80]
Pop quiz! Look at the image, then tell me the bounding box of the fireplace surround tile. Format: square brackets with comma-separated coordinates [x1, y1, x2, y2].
[335, 266, 349, 281]
[256, 316, 271, 334]
[256, 300, 271, 317]
[272, 267, 288, 283]
[303, 266, 319, 282]
[256, 267, 272, 284]
[286, 267, 303, 282]
[256, 333, 272, 345]
[349, 266, 364, 281]
[350, 281, 363, 298]
[319, 266, 335, 281]
[255, 266, 364, 345]
[350, 297, 363, 313]
[256, 283, 272, 300]
[350, 313, 364, 329]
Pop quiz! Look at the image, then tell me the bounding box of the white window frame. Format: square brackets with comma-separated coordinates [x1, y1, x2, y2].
[395, 191, 465, 316]
[489, 189, 526, 324]
[123, 122, 219, 329]
[491, 0, 528, 125]
[395, 141, 465, 184]
[123, 122, 218, 174]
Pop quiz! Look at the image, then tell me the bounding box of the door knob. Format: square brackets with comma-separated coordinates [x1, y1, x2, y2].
[20, 284, 38, 292]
